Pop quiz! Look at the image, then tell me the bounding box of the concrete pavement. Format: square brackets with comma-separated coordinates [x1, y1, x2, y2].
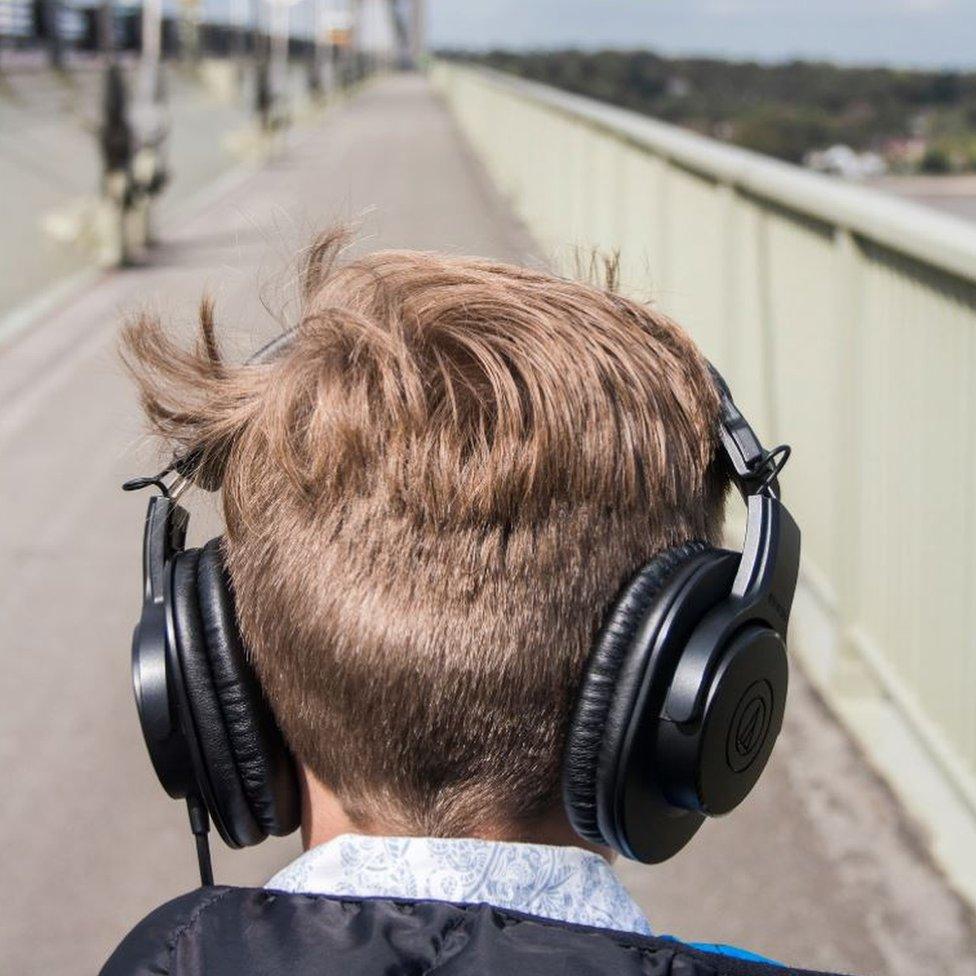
[2, 74, 974, 976]
[0, 60, 253, 317]
[873, 174, 976, 224]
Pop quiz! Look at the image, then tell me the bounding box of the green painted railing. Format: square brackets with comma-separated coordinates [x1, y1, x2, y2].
[432, 61, 976, 903]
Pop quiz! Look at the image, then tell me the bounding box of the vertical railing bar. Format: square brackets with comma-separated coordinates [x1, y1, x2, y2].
[756, 205, 779, 443]
[832, 226, 867, 696]
[656, 155, 671, 300]
[960, 279, 976, 768]
[717, 181, 738, 374]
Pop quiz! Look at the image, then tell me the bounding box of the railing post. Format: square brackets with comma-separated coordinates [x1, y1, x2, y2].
[717, 181, 739, 373]
[831, 226, 871, 697]
[755, 206, 780, 442]
[654, 155, 671, 300]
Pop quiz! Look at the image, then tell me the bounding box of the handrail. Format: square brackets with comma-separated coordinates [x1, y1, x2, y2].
[469, 65, 976, 284]
[433, 58, 976, 907]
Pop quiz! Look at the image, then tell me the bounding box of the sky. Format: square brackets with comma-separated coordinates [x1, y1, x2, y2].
[426, 0, 976, 69]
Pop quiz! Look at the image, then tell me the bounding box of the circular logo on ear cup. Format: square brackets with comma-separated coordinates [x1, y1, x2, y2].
[726, 680, 773, 773]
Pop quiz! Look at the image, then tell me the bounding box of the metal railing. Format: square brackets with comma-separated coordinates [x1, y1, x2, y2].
[432, 60, 976, 901]
[0, 1, 319, 60]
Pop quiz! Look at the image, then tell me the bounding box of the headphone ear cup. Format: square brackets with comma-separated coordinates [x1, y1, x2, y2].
[562, 541, 711, 846]
[657, 623, 788, 817]
[171, 541, 300, 847]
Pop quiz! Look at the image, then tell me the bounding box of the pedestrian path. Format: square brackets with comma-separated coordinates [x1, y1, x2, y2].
[0, 61, 253, 316]
[1, 74, 973, 976]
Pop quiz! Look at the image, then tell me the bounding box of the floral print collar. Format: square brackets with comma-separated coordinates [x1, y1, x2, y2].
[266, 833, 652, 936]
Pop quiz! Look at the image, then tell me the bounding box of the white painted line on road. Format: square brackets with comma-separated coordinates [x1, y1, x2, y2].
[0, 290, 124, 441]
[0, 266, 105, 351]
[0, 155, 270, 355]
[0, 99, 360, 438]
[0, 97, 353, 354]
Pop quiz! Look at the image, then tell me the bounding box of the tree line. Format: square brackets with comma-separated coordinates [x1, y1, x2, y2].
[443, 49, 976, 173]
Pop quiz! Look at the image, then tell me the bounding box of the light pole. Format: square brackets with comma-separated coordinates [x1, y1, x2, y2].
[178, 0, 201, 67]
[40, 0, 65, 70]
[308, 0, 323, 98]
[140, 0, 163, 94]
[97, 58, 137, 265]
[266, 0, 301, 119]
[388, 0, 407, 68]
[387, 0, 425, 69]
[233, 0, 249, 60]
[318, 5, 353, 94]
[98, 0, 115, 58]
[132, 0, 170, 248]
[409, 0, 424, 68]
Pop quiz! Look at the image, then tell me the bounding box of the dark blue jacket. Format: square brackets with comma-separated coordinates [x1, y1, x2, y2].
[101, 886, 851, 975]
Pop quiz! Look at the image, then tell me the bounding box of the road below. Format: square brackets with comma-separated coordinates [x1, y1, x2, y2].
[872, 174, 976, 224]
[1, 74, 974, 976]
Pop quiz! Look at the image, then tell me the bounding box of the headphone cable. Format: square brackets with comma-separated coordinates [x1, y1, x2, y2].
[186, 795, 214, 887]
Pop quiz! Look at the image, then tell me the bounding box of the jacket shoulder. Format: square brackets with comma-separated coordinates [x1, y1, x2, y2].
[100, 886, 238, 976]
[101, 887, 849, 976]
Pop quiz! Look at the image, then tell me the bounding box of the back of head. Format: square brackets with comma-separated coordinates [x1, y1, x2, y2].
[122, 230, 728, 837]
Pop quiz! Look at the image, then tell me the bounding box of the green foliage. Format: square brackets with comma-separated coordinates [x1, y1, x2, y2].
[920, 147, 952, 173]
[442, 49, 976, 170]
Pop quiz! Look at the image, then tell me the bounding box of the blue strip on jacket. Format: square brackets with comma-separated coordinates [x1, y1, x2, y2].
[661, 935, 780, 966]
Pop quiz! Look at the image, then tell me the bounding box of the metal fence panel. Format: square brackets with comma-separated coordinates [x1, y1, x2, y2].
[432, 60, 976, 902]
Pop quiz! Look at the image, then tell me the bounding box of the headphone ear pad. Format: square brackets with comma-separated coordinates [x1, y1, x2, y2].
[171, 541, 300, 847]
[563, 541, 711, 845]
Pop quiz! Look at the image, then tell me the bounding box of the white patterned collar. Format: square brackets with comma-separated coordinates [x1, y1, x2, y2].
[266, 834, 652, 936]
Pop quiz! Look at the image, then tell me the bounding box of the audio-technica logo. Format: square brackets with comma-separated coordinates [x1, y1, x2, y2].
[726, 681, 773, 773]
[735, 699, 766, 755]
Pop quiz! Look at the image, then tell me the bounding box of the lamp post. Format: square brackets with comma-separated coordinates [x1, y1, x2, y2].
[232, 0, 248, 60]
[307, 0, 323, 98]
[409, 0, 424, 68]
[178, 0, 201, 67]
[98, 0, 115, 57]
[132, 0, 169, 248]
[266, 0, 301, 121]
[39, 0, 65, 70]
[386, 0, 425, 69]
[92, 0, 137, 266]
[318, 5, 352, 94]
[140, 0, 163, 92]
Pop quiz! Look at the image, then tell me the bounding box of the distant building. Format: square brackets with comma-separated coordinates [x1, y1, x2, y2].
[804, 144, 887, 179]
[666, 76, 691, 98]
[882, 136, 929, 171]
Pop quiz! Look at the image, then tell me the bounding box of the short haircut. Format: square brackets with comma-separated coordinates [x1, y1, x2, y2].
[122, 230, 728, 836]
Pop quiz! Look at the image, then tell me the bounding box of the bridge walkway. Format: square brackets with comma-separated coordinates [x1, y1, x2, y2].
[1, 74, 973, 976]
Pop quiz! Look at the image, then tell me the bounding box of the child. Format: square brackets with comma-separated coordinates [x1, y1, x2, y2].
[105, 231, 829, 976]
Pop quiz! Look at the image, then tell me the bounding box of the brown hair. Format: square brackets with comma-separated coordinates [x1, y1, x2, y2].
[122, 230, 728, 836]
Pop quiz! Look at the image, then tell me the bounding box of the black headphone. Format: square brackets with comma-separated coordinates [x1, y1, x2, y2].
[125, 333, 799, 882]
[562, 367, 800, 862]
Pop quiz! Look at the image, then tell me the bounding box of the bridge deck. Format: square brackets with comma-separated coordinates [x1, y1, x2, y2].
[1, 75, 973, 976]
